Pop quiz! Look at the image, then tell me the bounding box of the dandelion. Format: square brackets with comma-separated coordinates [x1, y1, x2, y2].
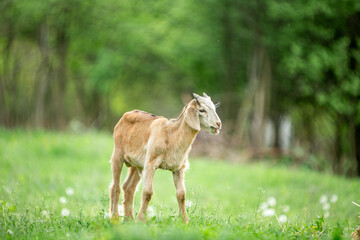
[282, 205, 290, 213]
[148, 206, 155, 217]
[59, 197, 67, 204]
[66, 187, 74, 196]
[118, 205, 124, 216]
[262, 208, 275, 217]
[41, 210, 49, 218]
[324, 211, 330, 218]
[259, 202, 268, 210]
[4, 186, 11, 194]
[279, 215, 287, 224]
[7, 229, 13, 235]
[61, 208, 70, 217]
[267, 197, 276, 207]
[319, 195, 328, 204]
[322, 203, 330, 211]
[185, 200, 193, 208]
[330, 194, 338, 203]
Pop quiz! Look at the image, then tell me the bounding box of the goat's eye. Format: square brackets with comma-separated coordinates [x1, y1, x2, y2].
[199, 109, 206, 113]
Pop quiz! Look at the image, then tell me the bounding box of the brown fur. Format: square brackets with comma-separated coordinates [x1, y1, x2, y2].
[109, 100, 201, 223]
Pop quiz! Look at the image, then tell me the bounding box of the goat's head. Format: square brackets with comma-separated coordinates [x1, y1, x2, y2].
[185, 92, 222, 135]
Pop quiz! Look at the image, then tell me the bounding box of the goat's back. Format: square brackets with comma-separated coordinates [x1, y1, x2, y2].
[113, 110, 162, 159]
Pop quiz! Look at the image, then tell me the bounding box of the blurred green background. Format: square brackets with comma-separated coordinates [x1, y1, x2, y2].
[1, 0, 360, 177]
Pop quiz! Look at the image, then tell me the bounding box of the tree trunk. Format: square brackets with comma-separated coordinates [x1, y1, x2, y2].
[269, 68, 282, 156]
[233, 48, 259, 146]
[354, 123, 360, 177]
[34, 22, 51, 128]
[9, 55, 20, 127]
[251, 52, 265, 151]
[249, 44, 271, 155]
[221, 0, 239, 135]
[346, 12, 360, 177]
[333, 114, 343, 174]
[272, 111, 281, 155]
[0, 21, 15, 126]
[55, 28, 68, 129]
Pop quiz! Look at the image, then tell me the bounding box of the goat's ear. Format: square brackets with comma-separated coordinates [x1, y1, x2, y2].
[193, 93, 200, 99]
[192, 93, 201, 105]
[185, 107, 200, 131]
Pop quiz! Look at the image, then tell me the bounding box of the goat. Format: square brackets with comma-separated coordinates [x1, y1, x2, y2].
[109, 92, 222, 223]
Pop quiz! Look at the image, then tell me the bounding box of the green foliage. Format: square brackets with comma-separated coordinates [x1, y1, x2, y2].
[0, 129, 359, 239]
[266, 0, 360, 117]
[1, 0, 360, 176]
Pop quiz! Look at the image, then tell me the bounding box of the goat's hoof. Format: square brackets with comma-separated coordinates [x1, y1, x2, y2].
[136, 215, 146, 223]
[123, 215, 134, 222]
[179, 214, 189, 224]
[110, 215, 121, 224]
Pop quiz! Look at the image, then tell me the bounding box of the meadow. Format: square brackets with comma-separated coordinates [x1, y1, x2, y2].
[0, 129, 359, 239]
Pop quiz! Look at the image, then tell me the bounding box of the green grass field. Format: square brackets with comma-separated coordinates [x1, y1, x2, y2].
[0, 129, 359, 239]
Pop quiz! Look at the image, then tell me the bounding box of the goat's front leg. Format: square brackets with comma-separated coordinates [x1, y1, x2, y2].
[136, 158, 158, 222]
[173, 166, 189, 224]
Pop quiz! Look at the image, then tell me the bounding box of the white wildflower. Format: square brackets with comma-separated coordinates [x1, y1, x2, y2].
[61, 208, 70, 217]
[267, 197, 276, 207]
[41, 210, 49, 218]
[4, 186, 11, 194]
[66, 188, 74, 196]
[282, 205, 290, 213]
[7, 229, 13, 235]
[259, 202, 268, 210]
[104, 212, 110, 219]
[262, 208, 275, 217]
[59, 197, 67, 204]
[319, 195, 328, 204]
[322, 203, 330, 211]
[279, 215, 287, 224]
[148, 206, 155, 217]
[185, 200, 193, 208]
[118, 205, 124, 216]
[330, 194, 338, 203]
[324, 211, 330, 218]
[66, 233, 70, 237]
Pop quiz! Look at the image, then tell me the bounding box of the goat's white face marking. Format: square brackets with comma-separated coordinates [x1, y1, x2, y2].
[193, 92, 222, 135]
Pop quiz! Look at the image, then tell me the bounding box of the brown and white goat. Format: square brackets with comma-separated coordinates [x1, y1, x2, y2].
[109, 93, 222, 223]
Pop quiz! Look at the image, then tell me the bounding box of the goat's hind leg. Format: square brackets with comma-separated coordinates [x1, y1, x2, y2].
[122, 166, 141, 220]
[109, 150, 124, 218]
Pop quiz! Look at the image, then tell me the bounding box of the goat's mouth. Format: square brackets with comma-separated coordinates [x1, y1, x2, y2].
[210, 126, 220, 135]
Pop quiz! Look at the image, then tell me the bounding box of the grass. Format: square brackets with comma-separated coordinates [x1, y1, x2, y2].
[0, 128, 359, 239]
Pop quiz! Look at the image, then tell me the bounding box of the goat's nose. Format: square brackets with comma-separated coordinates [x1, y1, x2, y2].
[216, 122, 221, 128]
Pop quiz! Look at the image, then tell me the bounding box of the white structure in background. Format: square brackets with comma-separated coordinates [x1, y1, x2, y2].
[280, 116, 292, 150]
[265, 119, 275, 147]
[264, 115, 292, 150]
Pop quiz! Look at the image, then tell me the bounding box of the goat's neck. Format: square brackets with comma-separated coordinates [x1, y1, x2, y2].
[170, 114, 199, 149]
